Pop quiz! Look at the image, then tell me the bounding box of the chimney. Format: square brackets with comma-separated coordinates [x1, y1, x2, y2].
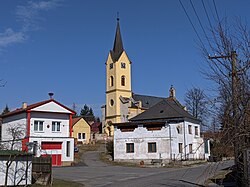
[48, 92, 54, 99]
[169, 85, 176, 98]
[22, 102, 27, 109]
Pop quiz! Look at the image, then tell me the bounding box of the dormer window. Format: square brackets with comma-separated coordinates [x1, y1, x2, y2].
[121, 62, 126, 69]
[110, 63, 113, 69]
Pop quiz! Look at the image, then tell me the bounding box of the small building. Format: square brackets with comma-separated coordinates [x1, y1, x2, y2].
[0, 97, 76, 166]
[72, 117, 91, 144]
[114, 90, 210, 164]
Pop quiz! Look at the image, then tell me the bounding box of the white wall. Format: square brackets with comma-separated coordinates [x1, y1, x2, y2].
[0, 155, 32, 186]
[30, 113, 70, 138]
[114, 121, 206, 161]
[1, 113, 27, 150]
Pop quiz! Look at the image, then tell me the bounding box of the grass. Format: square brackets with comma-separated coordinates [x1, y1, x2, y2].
[32, 178, 84, 187]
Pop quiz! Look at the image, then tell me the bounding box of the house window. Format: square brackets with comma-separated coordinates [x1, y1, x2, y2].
[176, 126, 182, 134]
[52, 121, 61, 132]
[121, 62, 126, 69]
[66, 141, 70, 157]
[195, 126, 199, 136]
[179, 143, 183, 153]
[189, 144, 193, 153]
[82, 133, 86, 139]
[148, 142, 157, 153]
[78, 133, 86, 140]
[126, 143, 134, 153]
[34, 121, 44, 132]
[110, 63, 113, 69]
[121, 75, 125, 86]
[110, 76, 114, 87]
[188, 125, 192, 134]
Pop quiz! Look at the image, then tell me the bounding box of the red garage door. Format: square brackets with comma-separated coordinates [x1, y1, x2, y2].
[41, 142, 62, 166]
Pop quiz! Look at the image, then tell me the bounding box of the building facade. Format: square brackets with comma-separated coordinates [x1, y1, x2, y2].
[72, 117, 91, 144]
[0, 98, 75, 166]
[114, 93, 210, 163]
[102, 18, 165, 136]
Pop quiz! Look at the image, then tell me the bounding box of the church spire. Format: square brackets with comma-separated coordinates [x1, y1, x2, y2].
[111, 16, 124, 62]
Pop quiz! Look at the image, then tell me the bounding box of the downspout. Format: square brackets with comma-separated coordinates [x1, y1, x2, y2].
[165, 122, 172, 160]
[69, 114, 73, 137]
[183, 121, 187, 160]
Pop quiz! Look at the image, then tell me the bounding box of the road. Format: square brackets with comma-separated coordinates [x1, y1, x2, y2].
[53, 149, 233, 187]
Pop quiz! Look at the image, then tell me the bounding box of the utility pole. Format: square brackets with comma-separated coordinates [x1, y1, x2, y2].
[209, 51, 239, 183]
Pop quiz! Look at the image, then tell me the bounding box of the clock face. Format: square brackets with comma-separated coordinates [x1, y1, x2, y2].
[110, 63, 113, 69]
[121, 62, 126, 69]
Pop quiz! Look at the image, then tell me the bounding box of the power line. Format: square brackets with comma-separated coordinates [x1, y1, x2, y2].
[201, 0, 213, 30]
[201, 0, 218, 49]
[189, 0, 211, 52]
[178, 0, 207, 54]
[212, 0, 223, 33]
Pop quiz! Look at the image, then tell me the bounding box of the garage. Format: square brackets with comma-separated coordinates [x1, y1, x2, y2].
[41, 142, 62, 166]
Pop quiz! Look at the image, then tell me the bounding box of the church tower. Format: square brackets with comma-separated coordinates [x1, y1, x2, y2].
[104, 18, 132, 136]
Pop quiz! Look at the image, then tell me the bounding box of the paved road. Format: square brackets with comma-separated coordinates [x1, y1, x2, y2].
[53, 148, 233, 187]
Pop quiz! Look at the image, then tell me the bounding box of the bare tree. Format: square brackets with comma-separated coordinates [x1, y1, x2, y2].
[202, 18, 250, 185]
[0, 125, 31, 187]
[184, 87, 209, 131]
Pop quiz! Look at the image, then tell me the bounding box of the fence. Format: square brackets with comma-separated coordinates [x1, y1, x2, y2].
[32, 156, 52, 185]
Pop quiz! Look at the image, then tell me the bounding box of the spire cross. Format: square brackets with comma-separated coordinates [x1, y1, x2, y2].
[117, 12, 120, 22]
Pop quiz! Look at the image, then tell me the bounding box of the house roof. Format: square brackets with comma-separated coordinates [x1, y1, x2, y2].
[0, 99, 76, 118]
[72, 117, 82, 126]
[110, 18, 124, 62]
[132, 93, 165, 109]
[130, 97, 200, 124]
[72, 117, 91, 127]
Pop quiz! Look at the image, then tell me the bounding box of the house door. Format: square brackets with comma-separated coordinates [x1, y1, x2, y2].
[41, 142, 62, 166]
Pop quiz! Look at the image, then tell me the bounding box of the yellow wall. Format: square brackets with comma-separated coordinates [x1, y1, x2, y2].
[105, 51, 132, 136]
[72, 118, 91, 144]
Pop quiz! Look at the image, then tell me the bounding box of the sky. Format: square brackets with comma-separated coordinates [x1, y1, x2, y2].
[0, 0, 249, 117]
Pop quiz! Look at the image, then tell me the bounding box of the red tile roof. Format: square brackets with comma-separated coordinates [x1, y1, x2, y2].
[72, 117, 82, 126]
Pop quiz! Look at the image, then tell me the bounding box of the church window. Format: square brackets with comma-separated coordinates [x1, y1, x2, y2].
[121, 75, 125, 86]
[110, 63, 113, 69]
[110, 99, 114, 106]
[110, 76, 114, 87]
[121, 62, 126, 69]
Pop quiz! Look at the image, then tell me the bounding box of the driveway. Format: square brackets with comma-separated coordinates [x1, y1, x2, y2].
[53, 147, 233, 187]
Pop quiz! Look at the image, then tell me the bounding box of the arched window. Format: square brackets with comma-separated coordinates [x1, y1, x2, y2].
[121, 75, 125, 86]
[110, 76, 114, 87]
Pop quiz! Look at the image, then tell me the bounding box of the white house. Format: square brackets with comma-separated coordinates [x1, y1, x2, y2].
[114, 92, 210, 164]
[0, 97, 76, 166]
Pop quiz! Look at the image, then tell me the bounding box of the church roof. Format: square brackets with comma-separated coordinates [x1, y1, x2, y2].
[132, 93, 165, 109]
[110, 18, 124, 62]
[130, 97, 200, 124]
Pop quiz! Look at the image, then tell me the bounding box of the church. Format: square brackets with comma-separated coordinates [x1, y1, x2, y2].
[101, 18, 167, 136]
[101, 19, 209, 163]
